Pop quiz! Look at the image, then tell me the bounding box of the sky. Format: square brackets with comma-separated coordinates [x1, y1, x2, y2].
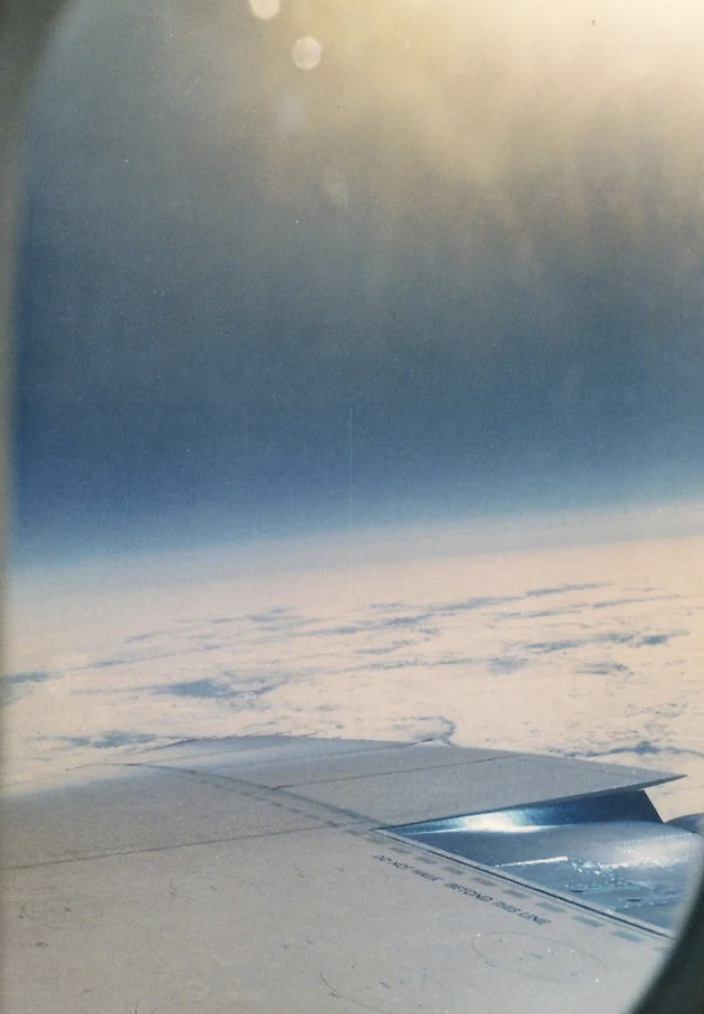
[10, 0, 704, 566]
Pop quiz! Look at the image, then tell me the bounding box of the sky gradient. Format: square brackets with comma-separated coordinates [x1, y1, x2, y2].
[11, 0, 704, 565]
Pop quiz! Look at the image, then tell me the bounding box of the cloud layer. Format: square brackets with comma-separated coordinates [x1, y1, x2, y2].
[5, 529, 703, 819]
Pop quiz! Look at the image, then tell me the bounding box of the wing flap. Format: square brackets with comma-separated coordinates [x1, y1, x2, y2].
[277, 749, 680, 825]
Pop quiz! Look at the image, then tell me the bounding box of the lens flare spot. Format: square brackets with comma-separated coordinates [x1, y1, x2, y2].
[248, 0, 281, 20]
[292, 36, 323, 71]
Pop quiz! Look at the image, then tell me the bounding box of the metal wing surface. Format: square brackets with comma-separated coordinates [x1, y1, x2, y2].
[2, 736, 701, 1014]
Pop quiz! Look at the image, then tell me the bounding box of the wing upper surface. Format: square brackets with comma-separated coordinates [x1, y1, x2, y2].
[2, 736, 693, 1014]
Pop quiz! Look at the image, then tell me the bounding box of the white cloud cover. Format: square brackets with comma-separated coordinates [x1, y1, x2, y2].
[5, 513, 703, 819]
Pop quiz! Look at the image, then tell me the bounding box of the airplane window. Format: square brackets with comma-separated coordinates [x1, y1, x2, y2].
[1, 1, 703, 1012]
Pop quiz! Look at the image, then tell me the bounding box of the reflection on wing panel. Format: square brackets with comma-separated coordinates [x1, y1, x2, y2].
[387, 791, 704, 931]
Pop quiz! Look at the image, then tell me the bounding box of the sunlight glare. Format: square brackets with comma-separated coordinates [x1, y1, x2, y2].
[248, 0, 281, 21]
[292, 36, 323, 70]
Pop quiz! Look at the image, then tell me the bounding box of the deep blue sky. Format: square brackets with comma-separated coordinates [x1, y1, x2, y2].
[11, 0, 704, 566]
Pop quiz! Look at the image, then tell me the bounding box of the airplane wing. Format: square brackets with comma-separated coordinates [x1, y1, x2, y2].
[2, 736, 703, 1014]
